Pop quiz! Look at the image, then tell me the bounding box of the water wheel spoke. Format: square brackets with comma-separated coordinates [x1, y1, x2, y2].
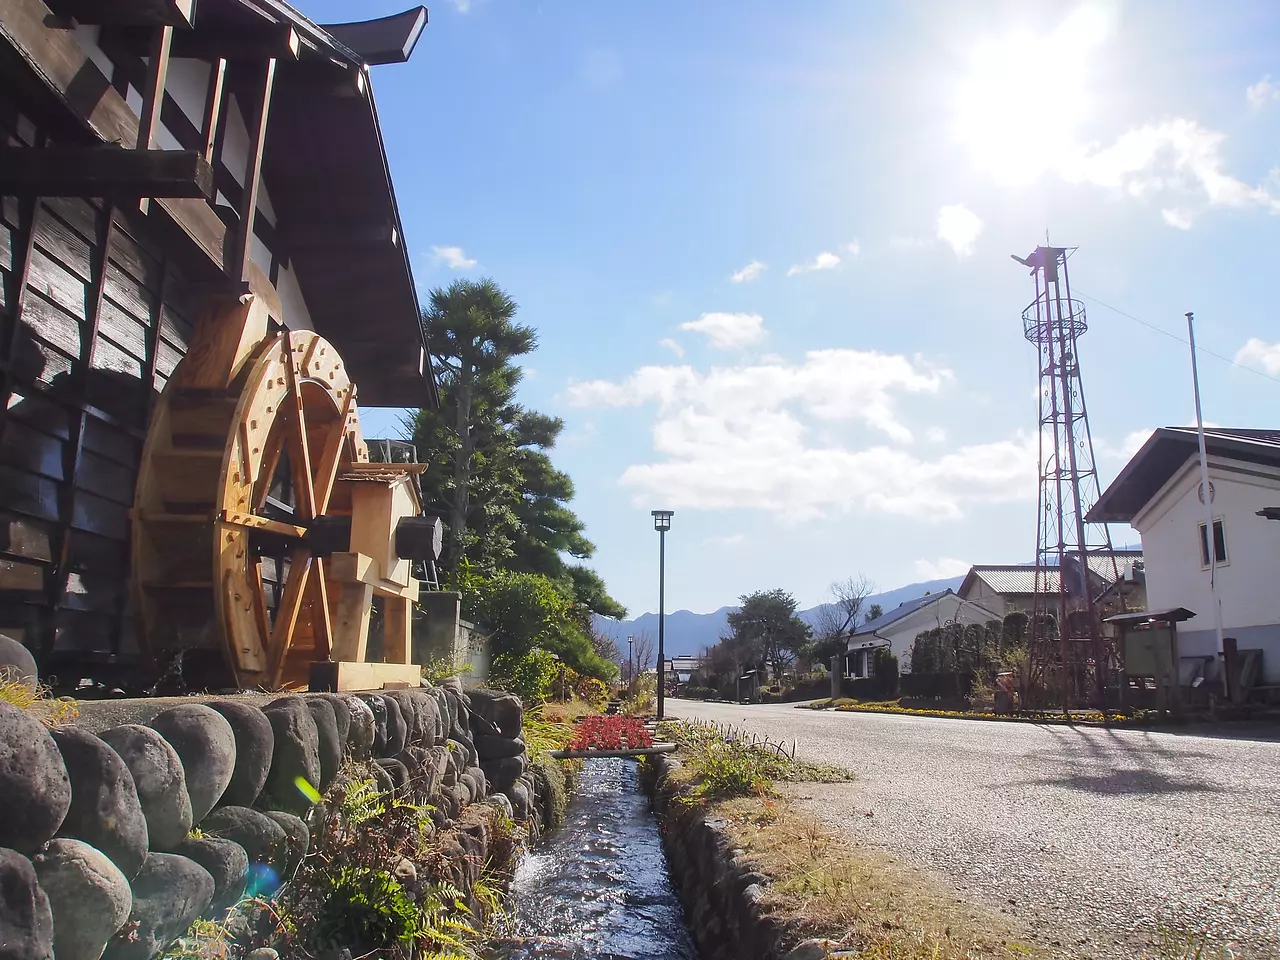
[308, 557, 333, 660]
[283, 332, 318, 521]
[312, 386, 355, 517]
[268, 547, 313, 686]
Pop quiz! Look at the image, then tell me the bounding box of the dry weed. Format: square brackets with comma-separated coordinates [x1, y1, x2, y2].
[712, 795, 1046, 960]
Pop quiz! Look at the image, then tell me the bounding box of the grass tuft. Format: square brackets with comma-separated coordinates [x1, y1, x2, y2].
[0, 670, 77, 727]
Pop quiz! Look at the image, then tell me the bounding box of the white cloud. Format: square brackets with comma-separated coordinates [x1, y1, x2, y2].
[1058, 119, 1280, 217]
[787, 251, 841, 276]
[936, 204, 983, 257]
[705, 533, 746, 547]
[430, 245, 477, 269]
[449, 0, 471, 9]
[925, 426, 947, 443]
[679, 312, 766, 351]
[1235, 338, 1280, 375]
[1247, 76, 1280, 109]
[1162, 209, 1193, 230]
[914, 557, 971, 580]
[844, 241, 861, 257]
[566, 351, 1030, 521]
[658, 338, 685, 358]
[730, 260, 767, 283]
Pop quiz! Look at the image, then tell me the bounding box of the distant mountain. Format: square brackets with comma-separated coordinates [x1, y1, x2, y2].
[593, 576, 966, 658]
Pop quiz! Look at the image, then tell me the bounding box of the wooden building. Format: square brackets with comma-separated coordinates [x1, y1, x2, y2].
[0, 0, 436, 689]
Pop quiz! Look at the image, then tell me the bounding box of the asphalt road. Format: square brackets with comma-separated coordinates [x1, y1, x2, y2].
[667, 699, 1280, 960]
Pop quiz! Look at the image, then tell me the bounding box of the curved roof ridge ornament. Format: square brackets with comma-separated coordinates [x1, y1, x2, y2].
[319, 6, 428, 65]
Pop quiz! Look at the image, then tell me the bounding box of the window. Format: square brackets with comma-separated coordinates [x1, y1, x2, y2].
[1198, 519, 1228, 567]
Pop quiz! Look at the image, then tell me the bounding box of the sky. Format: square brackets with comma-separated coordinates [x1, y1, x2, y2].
[298, 0, 1280, 618]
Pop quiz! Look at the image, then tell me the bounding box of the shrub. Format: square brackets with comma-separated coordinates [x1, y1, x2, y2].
[505, 649, 559, 705]
[678, 685, 717, 701]
[574, 675, 609, 709]
[621, 671, 657, 716]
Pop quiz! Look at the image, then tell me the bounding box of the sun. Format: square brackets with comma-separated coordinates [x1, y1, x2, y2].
[952, 4, 1117, 185]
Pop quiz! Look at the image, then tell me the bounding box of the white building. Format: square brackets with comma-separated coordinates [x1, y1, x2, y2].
[1089, 428, 1280, 685]
[845, 589, 1001, 676]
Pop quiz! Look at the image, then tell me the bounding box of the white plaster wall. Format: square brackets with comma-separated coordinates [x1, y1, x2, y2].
[867, 594, 999, 672]
[274, 262, 315, 332]
[1135, 456, 1280, 633]
[1133, 455, 1280, 680]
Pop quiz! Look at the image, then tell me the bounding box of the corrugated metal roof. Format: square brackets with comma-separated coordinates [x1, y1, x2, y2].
[967, 553, 1141, 596]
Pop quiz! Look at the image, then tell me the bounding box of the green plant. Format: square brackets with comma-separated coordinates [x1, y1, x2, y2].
[1156, 929, 1235, 960]
[421, 655, 473, 684]
[504, 648, 559, 704]
[313, 866, 421, 949]
[622, 670, 657, 715]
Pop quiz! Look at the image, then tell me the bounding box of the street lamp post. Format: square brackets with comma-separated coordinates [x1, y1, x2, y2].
[652, 510, 673, 720]
[627, 635, 634, 692]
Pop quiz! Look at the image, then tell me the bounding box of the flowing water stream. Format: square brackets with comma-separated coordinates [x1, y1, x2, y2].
[486, 758, 699, 960]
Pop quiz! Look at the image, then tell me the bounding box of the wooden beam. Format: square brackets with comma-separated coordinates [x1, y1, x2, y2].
[45, 0, 195, 28]
[229, 56, 276, 283]
[0, 0, 281, 315]
[0, 147, 212, 197]
[281, 222, 399, 253]
[309, 660, 421, 693]
[107, 24, 302, 61]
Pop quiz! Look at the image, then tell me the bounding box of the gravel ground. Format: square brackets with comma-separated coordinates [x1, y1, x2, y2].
[668, 699, 1280, 960]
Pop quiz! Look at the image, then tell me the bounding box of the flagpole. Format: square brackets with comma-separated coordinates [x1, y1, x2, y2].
[1186, 313, 1225, 669]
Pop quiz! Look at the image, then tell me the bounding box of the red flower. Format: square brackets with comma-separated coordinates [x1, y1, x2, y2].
[568, 716, 654, 752]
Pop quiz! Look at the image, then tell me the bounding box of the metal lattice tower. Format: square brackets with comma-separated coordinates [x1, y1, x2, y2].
[1014, 246, 1123, 710]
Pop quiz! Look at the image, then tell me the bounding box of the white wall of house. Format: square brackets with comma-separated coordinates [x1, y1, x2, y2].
[850, 593, 1000, 673]
[65, 27, 314, 333]
[959, 579, 1011, 617]
[1132, 454, 1280, 683]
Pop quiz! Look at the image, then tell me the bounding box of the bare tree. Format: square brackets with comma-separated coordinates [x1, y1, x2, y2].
[618, 632, 656, 685]
[830, 575, 875, 636]
[805, 575, 876, 668]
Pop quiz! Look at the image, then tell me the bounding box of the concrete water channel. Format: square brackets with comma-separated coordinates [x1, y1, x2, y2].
[486, 758, 698, 959]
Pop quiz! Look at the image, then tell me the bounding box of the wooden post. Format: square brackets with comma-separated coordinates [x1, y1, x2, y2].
[230, 57, 277, 282]
[135, 24, 173, 213]
[1222, 636, 1242, 705]
[383, 596, 412, 665]
[201, 58, 228, 162]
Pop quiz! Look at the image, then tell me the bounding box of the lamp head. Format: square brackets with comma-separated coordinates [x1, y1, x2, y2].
[651, 509, 674, 532]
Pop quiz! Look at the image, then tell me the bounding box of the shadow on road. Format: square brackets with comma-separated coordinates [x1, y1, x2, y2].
[1016, 766, 1225, 796]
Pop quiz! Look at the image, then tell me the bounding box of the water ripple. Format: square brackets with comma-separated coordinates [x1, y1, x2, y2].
[486, 758, 698, 960]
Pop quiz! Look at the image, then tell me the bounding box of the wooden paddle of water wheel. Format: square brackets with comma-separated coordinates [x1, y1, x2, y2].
[132, 294, 436, 692]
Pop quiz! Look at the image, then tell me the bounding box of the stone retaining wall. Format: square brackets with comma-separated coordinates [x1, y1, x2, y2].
[646, 753, 784, 960]
[0, 668, 544, 960]
[647, 754, 835, 960]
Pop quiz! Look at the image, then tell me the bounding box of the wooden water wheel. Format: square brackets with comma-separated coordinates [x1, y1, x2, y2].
[133, 295, 430, 691]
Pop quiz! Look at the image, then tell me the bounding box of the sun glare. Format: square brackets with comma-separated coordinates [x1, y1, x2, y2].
[953, 3, 1117, 185]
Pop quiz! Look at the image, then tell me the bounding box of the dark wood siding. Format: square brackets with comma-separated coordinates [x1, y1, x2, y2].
[0, 102, 199, 682]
